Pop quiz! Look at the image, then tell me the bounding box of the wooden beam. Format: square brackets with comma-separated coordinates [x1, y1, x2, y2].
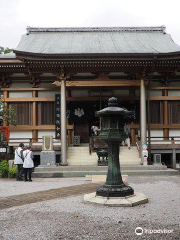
[62, 80, 145, 87]
[131, 124, 180, 129]
[4, 96, 140, 102]
[0, 60, 22, 63]
[5, 95, 180, 102]
[5, 97, 55, 102]
[9, 125, 73, 131]
[66, 96, 139, 101]
[151, 87, 180, 90]
[2, 88, 57, 91]
[150, 96, 180, 101]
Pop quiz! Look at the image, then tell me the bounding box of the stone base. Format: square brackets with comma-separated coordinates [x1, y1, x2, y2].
[96, 184, 134, 197]
[84, 192, 148, 207]
[40, 151, 56, 166]
[60, 163, 68, 166]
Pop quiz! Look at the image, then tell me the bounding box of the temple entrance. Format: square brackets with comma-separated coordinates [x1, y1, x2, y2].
[68, 101, 101, 143]
[74, 122, 89, 143]
[68, 100, 139, 144]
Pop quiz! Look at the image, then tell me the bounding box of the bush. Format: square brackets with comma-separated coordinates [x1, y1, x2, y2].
[0, 160, 9, 178]
[8, 166, 17, 178]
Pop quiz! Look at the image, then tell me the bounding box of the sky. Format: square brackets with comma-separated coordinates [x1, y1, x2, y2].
[0, 0, 180, 48]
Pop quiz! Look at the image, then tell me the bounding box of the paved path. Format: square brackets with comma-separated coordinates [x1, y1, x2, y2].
[0, 183, 99, 210]
[0, 177, 90, 197]
[0, 176, 179, 239]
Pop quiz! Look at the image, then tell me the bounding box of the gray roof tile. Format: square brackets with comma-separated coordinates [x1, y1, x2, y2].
[14, 26, 180, 55]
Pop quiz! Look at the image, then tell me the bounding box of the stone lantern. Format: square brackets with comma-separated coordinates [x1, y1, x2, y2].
[84, 97, 148, 207]
[95, 97, 134, 197]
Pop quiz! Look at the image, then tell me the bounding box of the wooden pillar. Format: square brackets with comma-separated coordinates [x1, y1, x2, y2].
[140, 79, 147, 163]
[163, 90, 169, 140]
[32, 90, 38, 142]
[130, 128, 136, 144]
[60, 78, 68, 166]
[129, 87, 136, 144]
[3, 91, 8, 127]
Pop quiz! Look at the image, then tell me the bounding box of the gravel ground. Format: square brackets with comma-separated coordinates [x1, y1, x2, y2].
[0, 176, 180, 240]
[0, 178, 90, 197]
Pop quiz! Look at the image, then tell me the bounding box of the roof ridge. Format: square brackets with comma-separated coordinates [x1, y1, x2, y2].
[26, 26, 166, 34]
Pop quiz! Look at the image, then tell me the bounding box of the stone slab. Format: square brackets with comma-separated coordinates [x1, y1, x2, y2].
[40, 151, 56, 166]
[33, 169, 179, 178]
[84, 192, 148, 207]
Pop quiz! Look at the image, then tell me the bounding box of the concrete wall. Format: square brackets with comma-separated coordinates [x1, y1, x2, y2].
[137, 130, 163, 140]
[169, 130, 180, 139]
[150, 90, 162, 96]
[38, 131, 55, 141]
[9, 131, 32, 146]
[11, 83, 31, 88]
[9, 91, 32, 98]
[168, 90, 180, 96]
[38, 91, 59, 97]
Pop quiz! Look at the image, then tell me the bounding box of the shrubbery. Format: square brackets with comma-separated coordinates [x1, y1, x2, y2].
[0, 160, 9, 178]
[0, 160, 17, 178]
[8, 166, 17, 178]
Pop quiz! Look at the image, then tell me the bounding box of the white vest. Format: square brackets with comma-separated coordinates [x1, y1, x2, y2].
[23, 150, 34, 168]
[14, 147, 24, 165]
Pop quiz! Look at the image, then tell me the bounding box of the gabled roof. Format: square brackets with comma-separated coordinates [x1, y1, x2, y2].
[14, 26, 180, 56]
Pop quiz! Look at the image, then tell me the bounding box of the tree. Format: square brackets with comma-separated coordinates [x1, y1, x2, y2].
[0, 47, 13, 54]
[0, 99, 17, 126]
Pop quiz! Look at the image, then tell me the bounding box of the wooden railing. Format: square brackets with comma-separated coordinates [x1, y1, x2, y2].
[8, 138, 61, 150]
[136, 135, 180, 149]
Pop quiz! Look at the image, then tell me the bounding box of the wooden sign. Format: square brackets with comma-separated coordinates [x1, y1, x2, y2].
[55, 94, 61, 139]
[88, 91, 112, 97]
[42, 136, 53, 151]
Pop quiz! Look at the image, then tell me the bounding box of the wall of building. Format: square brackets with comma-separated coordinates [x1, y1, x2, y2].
[3, 78, 180, 148]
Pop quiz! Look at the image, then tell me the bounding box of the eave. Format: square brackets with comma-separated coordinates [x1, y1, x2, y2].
[13, 50, 180, 60]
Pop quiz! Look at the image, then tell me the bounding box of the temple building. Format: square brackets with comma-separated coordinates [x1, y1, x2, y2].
[0, 26, 180, 169]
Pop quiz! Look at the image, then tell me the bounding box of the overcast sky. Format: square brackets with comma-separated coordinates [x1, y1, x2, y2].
[0, 0, 180, 48]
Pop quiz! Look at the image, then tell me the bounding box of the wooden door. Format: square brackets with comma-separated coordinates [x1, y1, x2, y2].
[74, 122, 89, 143]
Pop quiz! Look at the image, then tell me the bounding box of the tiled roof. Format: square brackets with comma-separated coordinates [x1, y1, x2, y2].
[14, 26, 180, 55]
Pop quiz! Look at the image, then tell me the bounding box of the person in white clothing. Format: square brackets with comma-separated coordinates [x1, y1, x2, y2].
[23, 147, 34, 182]
[14, 143, 25, 181]
[123, 123, 131, 150]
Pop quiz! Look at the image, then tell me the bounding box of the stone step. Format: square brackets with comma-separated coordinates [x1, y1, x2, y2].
[34, 165, 167, 172]
[67, 146, 141, 165]
[67, 157, 140, 162]
[33, 169, 179, 178]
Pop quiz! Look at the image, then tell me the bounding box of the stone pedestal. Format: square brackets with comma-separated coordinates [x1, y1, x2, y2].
[40, 151, 56, 166]
[84, 192, 148, 207]
[143, 157, 148, 166]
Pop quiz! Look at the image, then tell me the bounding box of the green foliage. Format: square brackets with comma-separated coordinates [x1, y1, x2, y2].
[0, 101, 17, 126]
[0, 160, 9, 178]
[0, 46, 13, 54]
[8, 166, 17, 178]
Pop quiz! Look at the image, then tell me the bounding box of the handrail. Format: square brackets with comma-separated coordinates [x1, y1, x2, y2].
[9, 138, 59, 140]
[145, 136, 180, 139]
[135, 135, 141, 157]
